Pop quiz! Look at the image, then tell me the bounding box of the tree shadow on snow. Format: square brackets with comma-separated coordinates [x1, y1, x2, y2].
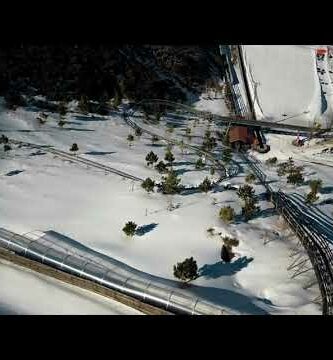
[319, 198, 333, 205]
[5, 170, 25, 176]
[320, 186, 333, 195]
[174, 168, 193, 176]
[59, 127, 95, 132]
[135, 223, 159, 236]
[199, 257, 254, 279]
[85, 151, 117, 156]
[74, 115, 108, 122]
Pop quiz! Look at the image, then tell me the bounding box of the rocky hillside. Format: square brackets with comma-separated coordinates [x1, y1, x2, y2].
[0, 45, 225, 109]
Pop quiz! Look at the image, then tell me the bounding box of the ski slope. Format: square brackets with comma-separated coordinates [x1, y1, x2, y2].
[240, 45, 333, 129]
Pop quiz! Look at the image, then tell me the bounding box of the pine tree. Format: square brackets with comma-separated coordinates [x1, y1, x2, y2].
[122, 221, 137, 237]
[265, 157, 278, 166]
[0, 135, 9, 144]
[221, 236, 239, 262]
[155, 161, 168, 174]
[58, 101, 67, 117]
[78, 95, 89, 114]
[164, 149, 175, 166]
[199, 177, 213, 193]
[309, 179, 322, 194]
[306, 179, 322, 203]
[242, 198, 260, 221]
[135, 128, 143, 137]
[152, 135, 159, 145]
[237, 184, 260, 221]
[277, 157, 295, 177]
[4, 144, 11, 152]
[173, 257, 198, 282]
[58, 119, 66, 127]
[222, 148, 232, 165]
[160, 170, 182, 194]
[127, 134, 134, 145]
[245, 173, 256, 184]
[146, 151, 159, 166]
[141, 178, 155, 193]
[237, 184, 255, 201]
[219, 206, 235, 223]
[195, 157, 205, 170]
[70, 143, 79, 154]
[287, 166, 304, 185]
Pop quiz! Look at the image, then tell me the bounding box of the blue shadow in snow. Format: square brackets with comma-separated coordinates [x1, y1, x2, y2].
[5, 170, 25, 176]
[85, 151, 116, 156]
[136, 223, 159, 236]
[199, 257, 254, 279]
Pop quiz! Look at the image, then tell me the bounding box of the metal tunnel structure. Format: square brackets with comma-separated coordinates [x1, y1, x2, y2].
[0, 228, 230, 315]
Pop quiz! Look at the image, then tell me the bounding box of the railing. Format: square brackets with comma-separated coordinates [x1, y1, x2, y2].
[241, 152, 333, 315]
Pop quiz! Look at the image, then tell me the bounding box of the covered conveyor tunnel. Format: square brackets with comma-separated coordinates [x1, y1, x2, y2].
[0, 228, 231, 315]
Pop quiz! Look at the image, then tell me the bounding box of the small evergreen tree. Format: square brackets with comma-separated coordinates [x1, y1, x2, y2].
[160, 170, 182, 194]
[221, 236, 239, 262]
[309, 179, 323, 194]
[78, 95, 89, 114]
[173, 257, 198, 282]
[210, 167, 215, 176]
[219, 206, 235, 223]
[135, 128, 143, 137]
[242, 197, 260, 221]
[164, 149, 175, 166]
[306, 179, 322, 203]
[222, 148, 232, 165]
[70, 143, 79, 154]
[287, 166, 304, 185]
[141, 178, 155, 193]
[58, 101, 67, 117]
[155, 160, 168, 174]
[221, 244, 233, 263]
[127, 134, 134, 145]
[195, 157, 205, 170]
[277, 157, 295, 177]
[58, 119, 66, 127]
[151, 135, 159, 145]
[199, 177, 213, 193]
[237, 184, 255, 201]
[237, 185, 260, 221]
[145, 151, 159, 166]
[306, 191, 319, 204]
[4, 144, 11, 152]
[122, 221, 137, 237]
[245, 173, 256, 184]
[265, 157, 278, 166]
[0, 135, 9, 144]
[37, 112, 48, 125]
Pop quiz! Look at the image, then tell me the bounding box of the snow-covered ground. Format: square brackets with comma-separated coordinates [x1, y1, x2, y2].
[0, 259, 142, 315]
[0, 97, 321, 315]
[240, 45, 333, 129]
[249, 132, 333, 231]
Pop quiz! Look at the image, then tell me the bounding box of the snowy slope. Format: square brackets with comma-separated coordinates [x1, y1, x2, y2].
[0, 260, 142, 315]
[240, 45, 333, 128]
[0, 98, 321, 315]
